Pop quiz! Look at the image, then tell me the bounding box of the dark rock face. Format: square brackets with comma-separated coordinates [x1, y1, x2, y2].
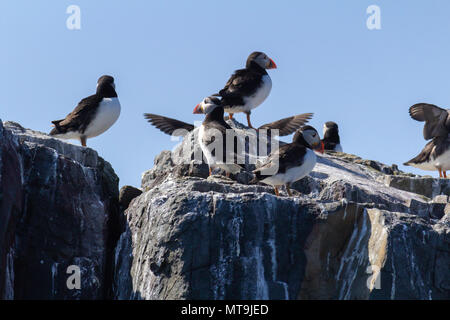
[113, 121, 449, 300]
[0, 121, 119, 300]
[1, 119, 448, 300]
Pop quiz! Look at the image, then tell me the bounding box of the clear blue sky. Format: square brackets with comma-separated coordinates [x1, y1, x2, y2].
[2, 0, 449, 187]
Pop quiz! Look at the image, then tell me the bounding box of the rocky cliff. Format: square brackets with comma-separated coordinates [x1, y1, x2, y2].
[0, 121, 120, 299]
[1, 119, 449, 300]
[113, 121, 450, 300]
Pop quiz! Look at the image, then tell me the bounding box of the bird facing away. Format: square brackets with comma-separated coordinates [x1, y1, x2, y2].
[196, 97, 244, 177]
[252, 125, 324, 197]
[405, 103, 450, 178]
[213, 51, 277, 128]
[322, 121, 343, 152]
[49, 75, 121, 147]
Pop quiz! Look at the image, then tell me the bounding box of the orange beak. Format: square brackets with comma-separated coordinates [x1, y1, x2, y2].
[267, 58, 277, 69]
[314, 141, 325, 154]
[193, 104, 202, 114]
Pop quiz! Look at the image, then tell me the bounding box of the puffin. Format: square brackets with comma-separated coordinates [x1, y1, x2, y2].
[213, 51, 277, 128]
[322, 121, 343, 152]
[196, 97, 243, 176]
[252, 125, 324, 196]
[405, 103, 450, 178]
[144, 97, 313, 137]
[50, 75, 120, 146]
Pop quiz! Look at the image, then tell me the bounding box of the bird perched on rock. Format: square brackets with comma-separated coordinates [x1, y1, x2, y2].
[252, 126, 324, 196]
[405, 103, 450, 178]
[196, 96, 244, 176]
[49, 75, 120, 147]
[213, 51, 277, 128]
[322, 121, 343, 152]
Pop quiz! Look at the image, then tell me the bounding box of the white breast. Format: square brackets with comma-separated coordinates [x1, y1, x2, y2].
[226, 75, 272, 114]
[198, 125, 215, 166]
[434, 148, 450, 170]
[410, 146, 450, 171]
[244, 75, 272, 111]
[198, 125, 243, 174]
[261, 149, 317, 186]
[84, 97, 121, 138]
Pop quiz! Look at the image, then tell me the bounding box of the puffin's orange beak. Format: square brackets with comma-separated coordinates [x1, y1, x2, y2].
[193, 104, 202, 114]
[267, 58, 277, 69]
[314, 141, 325, 154]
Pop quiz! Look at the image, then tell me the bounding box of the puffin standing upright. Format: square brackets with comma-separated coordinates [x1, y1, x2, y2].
[252, 126, 324, 196]
[322, 121, 343, 152]
[196, 97, 244, 176]
[49, 75, 121, 147]
[214, 51, 277, 128]
[404, 103, 450, 178]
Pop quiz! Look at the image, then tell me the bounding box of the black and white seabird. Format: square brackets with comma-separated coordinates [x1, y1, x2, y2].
[252, 126, 324, 197]
[196, 97, 244, 176]
[49, 75, 120, 146]
[213, 51, 277, 128]
[322, 121, 343, 152]
[405, 103, 450, 178]
[145, 97, 313, 137]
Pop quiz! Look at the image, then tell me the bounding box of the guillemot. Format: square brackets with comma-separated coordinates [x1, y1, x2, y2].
[50, 75, 120, 147]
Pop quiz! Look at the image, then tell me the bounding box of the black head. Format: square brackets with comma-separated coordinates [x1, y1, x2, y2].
[96, 75, 117, 98]
[324, 121, 338, 130]
[323, 121, 340, 143]
[203, 104, 225, 122]
[246, 51, 277, 70]
[293, 125, 324, 153]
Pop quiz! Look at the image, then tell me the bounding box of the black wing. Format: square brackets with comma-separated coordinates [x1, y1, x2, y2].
[144, 113, 194, 137]
[258, 113, 313, 136]
[276, 144, 307, 172]
[218, 69, 264, 106]
[409, 103, 450, 140]
[50, 94, 101, 135]
[254, 143, 307, 178]
[404, 139, 436, 165]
